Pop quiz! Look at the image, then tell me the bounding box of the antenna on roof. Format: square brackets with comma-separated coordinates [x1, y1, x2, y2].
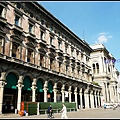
[83, 30, 85, 40]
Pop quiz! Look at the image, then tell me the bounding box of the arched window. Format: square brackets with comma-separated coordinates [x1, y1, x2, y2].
[96, 63, 99, 73]
[92, 64, 95, 73]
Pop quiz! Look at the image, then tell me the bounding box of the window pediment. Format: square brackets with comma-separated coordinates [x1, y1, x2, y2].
[26, 42, 35, 48]
[49, 52, 56, 59]
[38, 47, 46, 54]
[14, 8, 23, 16]
[11, 35, 23, 44]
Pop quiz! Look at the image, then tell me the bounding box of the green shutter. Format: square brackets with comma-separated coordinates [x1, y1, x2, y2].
[5, 72, 17, 89]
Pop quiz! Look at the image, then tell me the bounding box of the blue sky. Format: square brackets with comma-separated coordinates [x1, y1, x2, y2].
[38, 1, 120, 71]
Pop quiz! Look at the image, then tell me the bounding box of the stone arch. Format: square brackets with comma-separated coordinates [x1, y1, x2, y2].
[47, 80, 54, 102]
[71, 85, 75, 102]
[3, 71, 19, 113]
[65, 84, 69, 102]
[56, 82, 62, 102]
[82, 87, 85, 109]
[36, 78, 44, 102]
[22, 75, 33, 102]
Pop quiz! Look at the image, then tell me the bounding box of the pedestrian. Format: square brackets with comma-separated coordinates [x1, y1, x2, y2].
[60, 103, 68, 119]
[47, 104, 53, 118]
[103, 103, 106, 110]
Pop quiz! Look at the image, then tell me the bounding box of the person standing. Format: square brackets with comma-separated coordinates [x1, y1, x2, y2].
[60, 103, 68, 119]
[103, 103, 106, 110]
[47, 104, 53, 118]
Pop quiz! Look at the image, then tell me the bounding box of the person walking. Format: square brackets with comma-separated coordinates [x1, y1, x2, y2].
[60, 103, 68, 119]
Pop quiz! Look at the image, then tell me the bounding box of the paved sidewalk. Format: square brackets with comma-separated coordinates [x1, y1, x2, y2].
[0, 107, 120, 119]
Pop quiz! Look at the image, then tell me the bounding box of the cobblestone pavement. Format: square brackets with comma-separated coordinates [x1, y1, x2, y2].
[0, 107, 120, 119]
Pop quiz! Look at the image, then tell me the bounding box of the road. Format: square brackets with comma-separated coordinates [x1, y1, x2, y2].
[0, 107, 120, 119]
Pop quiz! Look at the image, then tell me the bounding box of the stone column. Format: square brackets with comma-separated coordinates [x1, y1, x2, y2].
[90, 90, 94, 109]
[94, 91, 98, 108]
[43, 81, 48, 102]
[31, 86, 37, 102]
[61, 85, 65, 103]
[79, 89, 83, 109]
[97, 91, 100, 107]
[31, 79, 37, 102]
[0, 81, 6, 114]
[105, 83, 109, 102]
[53, 83, 57, 102]
[109, 84, 113, 102]
[0, 72, 6, 114]
[84, 89, 89, 109]
[16, 76, 24, 112]
[68, 86, 72, 103]
[74, 87, 78, 109]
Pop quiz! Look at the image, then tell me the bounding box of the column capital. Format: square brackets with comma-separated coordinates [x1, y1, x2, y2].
[18, 76, 24, 83]
[61, 89, 65, 93]
[31, 85, 37, 90]
[16, 83, 24, 89]
[0, 72, 6, 81]
[43, 87, 48, 91]
[53, 88, 57, 93]
[0, 81, 6, 87]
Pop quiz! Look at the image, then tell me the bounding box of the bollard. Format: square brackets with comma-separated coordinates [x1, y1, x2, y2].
[15, 109, 18, 114]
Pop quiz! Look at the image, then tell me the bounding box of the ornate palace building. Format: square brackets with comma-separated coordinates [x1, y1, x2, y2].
[90, 44, 119, 104]
[0, 1, 118, 114]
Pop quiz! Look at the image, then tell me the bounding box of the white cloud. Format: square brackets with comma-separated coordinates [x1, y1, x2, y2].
[95, 32, 112, 44]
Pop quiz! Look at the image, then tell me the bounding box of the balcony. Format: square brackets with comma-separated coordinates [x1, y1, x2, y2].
[38, 47, 46, 55]
[38, 39, 47, 46]
[26, 32, 36, 42]
[56, 49, 63, 54]
[12, 24, 23, 34]
[63, 53, 70, 58]
[56, 56, 64, 62]
[11, 35, 23, 43]
[47, 44, 55, 51]
[26, 42, 35, 49]
[70, 56, 75, 60]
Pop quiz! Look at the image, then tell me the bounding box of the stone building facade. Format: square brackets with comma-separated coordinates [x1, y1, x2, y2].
[90, 44, 119, 105]
[0, 1, 102, 114]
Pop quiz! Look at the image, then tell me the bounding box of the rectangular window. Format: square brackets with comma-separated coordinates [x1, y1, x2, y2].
[71, 49, 73, 56]
[50, 37, 52, 45]
[66, 66, 68, 75]
[0, 6, 3, 16]
[58, 41, 61, 49]
[40, 31, 44, 39]
[65, 46, 67, 53]
[16, 3, 21, 9]
[15, 15, 19, 26]
[29, 24, 33, 33]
